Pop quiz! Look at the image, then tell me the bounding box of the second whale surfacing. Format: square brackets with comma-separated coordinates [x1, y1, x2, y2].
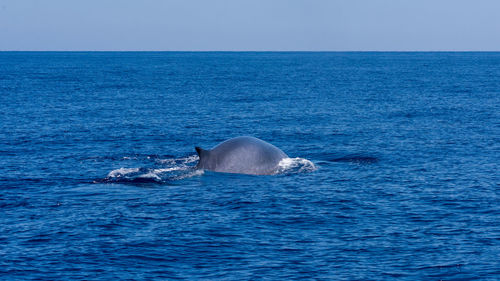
[195, 136, 288, 175]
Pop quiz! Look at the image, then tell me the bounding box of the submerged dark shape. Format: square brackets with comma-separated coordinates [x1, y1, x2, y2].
[330, 154, 379, 164]
[195, 136, 288, 175]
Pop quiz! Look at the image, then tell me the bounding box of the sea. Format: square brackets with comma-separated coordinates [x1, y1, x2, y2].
[0, 52, 499, 280]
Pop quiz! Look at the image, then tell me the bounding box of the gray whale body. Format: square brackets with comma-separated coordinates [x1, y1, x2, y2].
[195, 136, 288, 175]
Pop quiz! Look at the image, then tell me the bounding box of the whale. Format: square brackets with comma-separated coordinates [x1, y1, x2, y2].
[195, 136, 288, 175]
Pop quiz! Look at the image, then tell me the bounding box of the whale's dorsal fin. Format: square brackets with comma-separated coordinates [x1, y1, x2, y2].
[195, 147, 209, 159]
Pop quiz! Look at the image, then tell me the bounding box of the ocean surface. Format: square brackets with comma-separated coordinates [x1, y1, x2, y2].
[1, 52, 499, 280]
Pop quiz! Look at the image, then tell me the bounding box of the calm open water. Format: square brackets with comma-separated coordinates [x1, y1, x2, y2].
[1, 52, 499, 280]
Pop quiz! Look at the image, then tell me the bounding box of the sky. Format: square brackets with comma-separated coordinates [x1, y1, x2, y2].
[1, 0, 499, 51]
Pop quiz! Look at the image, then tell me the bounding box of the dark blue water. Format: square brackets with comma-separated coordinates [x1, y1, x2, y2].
[1, 52, 499, 280]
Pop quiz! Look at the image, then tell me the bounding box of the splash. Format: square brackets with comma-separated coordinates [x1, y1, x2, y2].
[275, 157, 317, 174]
[100, 155, 202, 183]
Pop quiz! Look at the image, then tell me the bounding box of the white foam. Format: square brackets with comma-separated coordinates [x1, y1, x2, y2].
[103, 154, 204, 183]
[138, 172, 162, 181]
[152, 167, 184, 173]
[107, 167, 140, 178]
[157, 158, 176, 164]
[276, 157, 317, 174]
[174, 169, 204, 180]
[181, 155, 199, 164]
[157, 155, 199, 164]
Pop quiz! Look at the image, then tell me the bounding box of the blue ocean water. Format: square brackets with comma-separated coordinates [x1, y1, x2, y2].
[0, 52, 499, 280]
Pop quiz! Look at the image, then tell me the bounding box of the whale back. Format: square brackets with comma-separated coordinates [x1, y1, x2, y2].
[195, 136, 288, 175]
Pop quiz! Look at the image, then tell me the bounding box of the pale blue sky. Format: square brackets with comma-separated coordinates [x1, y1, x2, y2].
[1, 0, 499, 51]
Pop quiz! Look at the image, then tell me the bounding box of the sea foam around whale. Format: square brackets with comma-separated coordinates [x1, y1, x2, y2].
[102, 155, 315, 183]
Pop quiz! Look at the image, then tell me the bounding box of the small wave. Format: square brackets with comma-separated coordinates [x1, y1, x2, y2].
[276, 157, 317, 174]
